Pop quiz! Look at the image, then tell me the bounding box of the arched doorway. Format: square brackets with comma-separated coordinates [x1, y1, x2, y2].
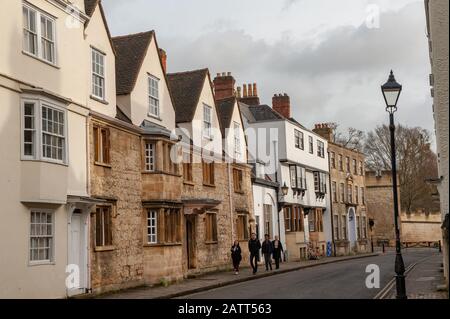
[348, 207, 357, 250]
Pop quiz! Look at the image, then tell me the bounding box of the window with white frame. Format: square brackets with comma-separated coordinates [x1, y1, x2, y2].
[91, 48, 105, 100]
[296, 166, 307, 190]
[42, 105, 65, 161]
[30, 210, 53, 262]
[313, 171, 327, 194]
[233, 121, 241, 159]
[22, 99, 67, 163]
[148, 75, 159, 117]
[317, 140, 325, 158]
[147, 210, 158, 244]
[203, 104, 212, 138]
[145, 142, 155, 172]
[308, 136, 313, 154]
[290, 165, 297, 188]
[295, 130, 304, 149]
[23, 4, 56, 64]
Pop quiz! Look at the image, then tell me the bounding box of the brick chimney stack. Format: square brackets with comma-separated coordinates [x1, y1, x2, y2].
[238, 82, 260, 105]
[313, 123, 334, 142]
[272, 93, 291, 118]
[159, 48, 167, 73]
[213, 72, 236, 101]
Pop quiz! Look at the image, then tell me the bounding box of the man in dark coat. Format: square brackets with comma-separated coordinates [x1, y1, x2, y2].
[261, 234, 274, 271]
[248, 233, 261, 274]
[272, 235, 284, 269]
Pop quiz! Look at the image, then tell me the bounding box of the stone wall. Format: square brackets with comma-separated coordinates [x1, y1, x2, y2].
[89, 118, 144, 293]
[401, 211, 443, 243]
[365, 170, 401, 246]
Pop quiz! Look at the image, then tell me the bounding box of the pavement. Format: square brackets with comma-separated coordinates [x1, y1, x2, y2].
[385, 251, 448, 299]
[96, 253, 378, 299]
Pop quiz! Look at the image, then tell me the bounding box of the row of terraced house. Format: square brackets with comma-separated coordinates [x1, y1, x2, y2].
[0, 0, 370, 298]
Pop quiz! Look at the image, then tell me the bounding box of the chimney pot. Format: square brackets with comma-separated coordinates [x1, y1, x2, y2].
[213, 72, 236, 101]
[248, 83, 253, 97]
[243, 84, 248, 97]
[227, 72, 231, 76]
[272, 93, 291, 118]
[158, 48, 167, 73]
[217, 73, 221, 77]
[253, 83, 258, 97]
[222, 72, 226, 77]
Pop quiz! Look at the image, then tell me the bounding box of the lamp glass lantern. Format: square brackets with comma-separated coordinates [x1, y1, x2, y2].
[281, 182, 289, 196]
[381, 70, 402, 113]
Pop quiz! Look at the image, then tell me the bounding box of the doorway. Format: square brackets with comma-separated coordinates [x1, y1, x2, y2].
[68, 209, 88, 296]
[186, 215, 197, 269]
[348, 208, 357, 250]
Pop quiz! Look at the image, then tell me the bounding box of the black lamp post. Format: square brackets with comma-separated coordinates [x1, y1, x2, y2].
[381, 70, 407, 299]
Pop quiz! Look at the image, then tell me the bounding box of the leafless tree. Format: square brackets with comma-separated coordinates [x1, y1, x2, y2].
[364, 124, 440, 213]
[329, 123, 365, 152]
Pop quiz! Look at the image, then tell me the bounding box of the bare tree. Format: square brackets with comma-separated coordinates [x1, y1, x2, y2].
[329, 123, 365, 152]
[364, 124, 440, 213]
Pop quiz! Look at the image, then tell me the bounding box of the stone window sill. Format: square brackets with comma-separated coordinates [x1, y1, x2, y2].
[142, 170, 181, 177]
[94, 161, 112, 168]
[203, 183, 216, 188]
[205, 241, 218, 245]
[90, 95, 109, 105]
[143, 243, 182, 248]
[183, 181, 195, 186]
[95, 245, 115, 252]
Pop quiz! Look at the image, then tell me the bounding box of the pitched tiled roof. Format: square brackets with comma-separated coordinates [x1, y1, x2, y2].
[216, 97, 236, 136]
[167, 69, 209, 123]
[84, 0, 98, 17]
[247, 104, 284, 122]
[112, 31, 154, 95]
[115, 106, 132, 124]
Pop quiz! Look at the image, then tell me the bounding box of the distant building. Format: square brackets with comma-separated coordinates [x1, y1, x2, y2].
[313, 124, 369, 255]
[365, 170, 401, 247]
[424, 0, 449, 287]
[401, 210, 442, 244]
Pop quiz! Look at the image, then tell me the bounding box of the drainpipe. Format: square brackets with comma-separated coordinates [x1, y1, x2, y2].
[327, 151, 337, 257]
[227, 161, 235, 244]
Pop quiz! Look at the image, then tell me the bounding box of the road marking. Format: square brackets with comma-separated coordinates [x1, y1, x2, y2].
[373, 255, 436, 299]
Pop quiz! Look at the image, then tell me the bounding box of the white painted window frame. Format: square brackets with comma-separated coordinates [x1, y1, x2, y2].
[91, 48, 106, 101]
[148, 74, 160, 117]
[147, 210, 158, 244]
[21, 96, 68, 165]
[144, 142, 156, 172]
[28, 209, 55, 265]
[233, 121, 241, 159]
[203, 104, 212, 139]
[22, 2, 57, 65]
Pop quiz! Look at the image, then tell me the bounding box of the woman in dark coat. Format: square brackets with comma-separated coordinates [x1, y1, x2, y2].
[231, 240, 242, 274]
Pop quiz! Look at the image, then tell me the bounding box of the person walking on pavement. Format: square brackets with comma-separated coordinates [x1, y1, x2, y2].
[272, 235, 284, 269]
[230, 240, 242, 275]
[261, 234, 274, 271]
[248, 233, 261, 274]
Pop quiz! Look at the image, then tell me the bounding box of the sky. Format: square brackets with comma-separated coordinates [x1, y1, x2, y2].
[102, 0, 434, 143]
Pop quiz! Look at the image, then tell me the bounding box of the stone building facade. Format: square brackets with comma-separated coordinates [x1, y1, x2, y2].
[424, 0, 449, 287]
[313, 124, 369, 255]
[365, 170, 401, 247]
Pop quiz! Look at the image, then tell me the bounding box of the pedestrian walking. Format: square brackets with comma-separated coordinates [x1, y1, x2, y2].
[272, 236, 284, 269]
[248, 233, 261, 274]
[261, 234, 274, 271]
[230, 240, 242, 275]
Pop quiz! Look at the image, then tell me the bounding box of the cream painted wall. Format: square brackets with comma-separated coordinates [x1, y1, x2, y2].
[188, 76, 223, 157]
[84, 5, 117, 118]
[129, 35, 175, 130]
[223, 101, 247, 163]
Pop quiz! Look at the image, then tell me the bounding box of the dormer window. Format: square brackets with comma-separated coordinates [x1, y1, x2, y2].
[148, 75, 160, 117]
[23, 4, 56, 65]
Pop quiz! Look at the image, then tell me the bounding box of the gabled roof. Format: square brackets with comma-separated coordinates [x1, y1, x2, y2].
[84, 0, 116, 56]
[84, 0, 98, 17]
[216, 97, 237, 136]
[112, 31, 154, 95]
[247, 104, 284, 122]
[167, 68, 210, 123]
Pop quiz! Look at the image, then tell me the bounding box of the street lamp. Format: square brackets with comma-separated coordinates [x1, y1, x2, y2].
[381, 70, 407, 299]
[281, 182, 289, 197]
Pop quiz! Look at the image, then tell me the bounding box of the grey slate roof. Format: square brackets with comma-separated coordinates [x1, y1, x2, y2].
[84, 0, 98, 17]
[167, 69, 209, 124]
[216, 97, 236, 137]
[112, 31, 154, 95]
[140, 120, 175, 139]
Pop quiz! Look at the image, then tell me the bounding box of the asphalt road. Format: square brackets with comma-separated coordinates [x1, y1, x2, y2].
[178, 248, 439, 299]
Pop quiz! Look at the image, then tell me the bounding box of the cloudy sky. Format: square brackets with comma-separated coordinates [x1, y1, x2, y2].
[102, 0, 434, 142]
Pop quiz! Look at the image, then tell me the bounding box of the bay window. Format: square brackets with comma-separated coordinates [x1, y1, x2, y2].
[313, 171, 327, 194]
[22, 98, 67, 163]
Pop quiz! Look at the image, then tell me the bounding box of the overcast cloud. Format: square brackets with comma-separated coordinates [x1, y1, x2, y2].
[102, 0, 434, 143]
